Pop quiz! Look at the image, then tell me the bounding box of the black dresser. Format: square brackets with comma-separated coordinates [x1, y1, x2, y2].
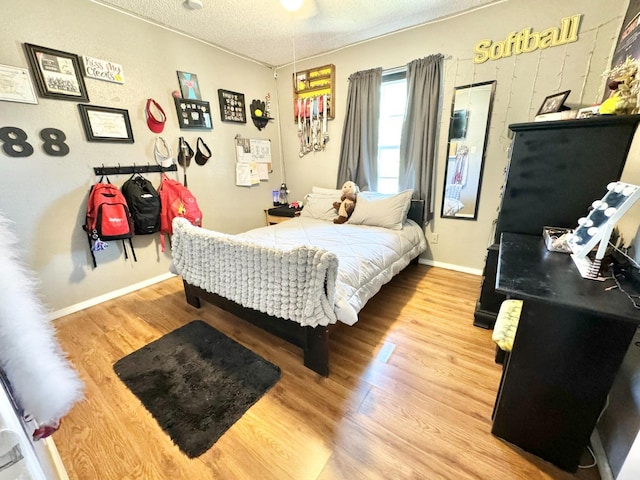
[492, 233, 640, 472]
[473, 115, 640, 329]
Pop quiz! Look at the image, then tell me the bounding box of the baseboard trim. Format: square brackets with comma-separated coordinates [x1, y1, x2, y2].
[419, 258, 482, 276]
[49, 272, 176, 321]
[591, 429, 614, 480]
[50, 260, 481, 320]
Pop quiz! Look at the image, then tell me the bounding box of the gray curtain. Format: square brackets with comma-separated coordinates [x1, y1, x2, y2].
[336, 68, 382, 191]
[399, 54, 444, 225]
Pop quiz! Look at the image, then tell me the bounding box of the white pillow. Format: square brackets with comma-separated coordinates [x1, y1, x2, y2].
[348, 190, 413, 230]
[312, 186, 343, 195]
[299, 193, 341, 221]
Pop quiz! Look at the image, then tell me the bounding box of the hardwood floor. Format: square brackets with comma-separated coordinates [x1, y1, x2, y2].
[52, 265, 600, 479]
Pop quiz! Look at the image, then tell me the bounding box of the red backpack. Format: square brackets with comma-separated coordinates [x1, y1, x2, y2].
[157, 173, 203, 251]
[83, 177, 136, 268]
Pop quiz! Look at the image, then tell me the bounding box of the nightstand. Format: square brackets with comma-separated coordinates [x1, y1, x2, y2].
[264, 205, 301, 225]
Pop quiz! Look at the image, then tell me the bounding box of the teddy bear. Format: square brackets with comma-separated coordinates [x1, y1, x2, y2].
[333, 181, 360, 224]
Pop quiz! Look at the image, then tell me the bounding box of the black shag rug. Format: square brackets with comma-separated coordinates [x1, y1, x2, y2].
[113, 320, 281, 458]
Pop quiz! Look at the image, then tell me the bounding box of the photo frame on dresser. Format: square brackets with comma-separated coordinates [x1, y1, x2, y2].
[536, 90, 570, 116]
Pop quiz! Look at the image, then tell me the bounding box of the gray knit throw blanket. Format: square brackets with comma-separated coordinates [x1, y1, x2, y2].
[171, 218, 339, 327]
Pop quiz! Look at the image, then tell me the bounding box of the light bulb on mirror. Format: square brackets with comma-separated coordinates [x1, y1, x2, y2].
[280, 0, 304, 11]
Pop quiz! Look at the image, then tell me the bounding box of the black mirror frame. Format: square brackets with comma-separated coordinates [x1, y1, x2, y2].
[441, 80, 496, 220]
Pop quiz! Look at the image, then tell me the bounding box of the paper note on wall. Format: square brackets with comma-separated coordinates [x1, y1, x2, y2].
[256, 163, 270, 180]
[250, 139, 271, 163]
[236, 162, 260, 186]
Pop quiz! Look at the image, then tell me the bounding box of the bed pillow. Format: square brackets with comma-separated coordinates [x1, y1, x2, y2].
[348, 189, 413, 230]
[299, 193, 341, 221]
[312, 186, 343, 195]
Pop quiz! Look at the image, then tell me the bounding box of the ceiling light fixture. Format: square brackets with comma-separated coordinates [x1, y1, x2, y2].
[184, 0, 203, 10]
[280, 0, 304, 12]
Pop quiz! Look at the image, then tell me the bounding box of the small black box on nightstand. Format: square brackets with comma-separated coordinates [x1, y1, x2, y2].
[267, 205, 302, 217]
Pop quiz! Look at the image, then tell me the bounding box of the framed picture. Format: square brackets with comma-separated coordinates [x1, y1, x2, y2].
[218, 89, 246, 123]
[23, 43, 89, 102]
[536, 90, 571, 116]
[0, 64, 38, 104]
[173, 98, 212, 129]
[177, 71, 201, 100]
[78, 104, 134, 143]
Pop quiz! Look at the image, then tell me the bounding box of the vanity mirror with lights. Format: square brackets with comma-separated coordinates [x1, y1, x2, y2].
[568, 181, 640, 279]
[441, 80, 496, 219]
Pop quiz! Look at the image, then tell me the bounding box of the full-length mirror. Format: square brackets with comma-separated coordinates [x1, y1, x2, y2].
[441, 80, 496, 220]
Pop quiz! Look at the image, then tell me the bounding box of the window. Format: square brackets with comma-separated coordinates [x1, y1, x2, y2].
[377, 70, 407, 193]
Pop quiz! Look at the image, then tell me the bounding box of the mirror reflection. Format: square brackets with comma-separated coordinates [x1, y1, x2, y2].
[441, 80, 496, 220]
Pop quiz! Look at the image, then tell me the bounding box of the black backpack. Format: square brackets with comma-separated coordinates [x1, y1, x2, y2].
[121, 173, 161, 235]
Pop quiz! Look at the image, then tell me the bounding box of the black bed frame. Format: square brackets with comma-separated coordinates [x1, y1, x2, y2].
[182, 199, 425, 376]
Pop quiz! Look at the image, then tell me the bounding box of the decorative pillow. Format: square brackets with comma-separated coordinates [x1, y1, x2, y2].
[348, 190, 413, 230]
[299, 193, 341, 221]
[312, 186, 343, 195]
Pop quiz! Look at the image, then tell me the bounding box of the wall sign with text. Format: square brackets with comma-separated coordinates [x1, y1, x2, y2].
[473, 14, 582, 64]
[82, 56, 125, 84]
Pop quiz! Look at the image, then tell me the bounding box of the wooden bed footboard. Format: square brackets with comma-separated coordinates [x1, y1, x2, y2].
[180, 200, 424, 377]
[183, 281, 331, 376]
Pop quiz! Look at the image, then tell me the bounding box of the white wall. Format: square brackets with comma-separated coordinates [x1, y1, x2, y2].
[274, 0, 632, 271]
[0, 0, 636, 315]
[0, 0, 282, 313]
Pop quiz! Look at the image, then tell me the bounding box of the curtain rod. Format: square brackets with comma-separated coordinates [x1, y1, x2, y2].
[383, 54, 453, 75]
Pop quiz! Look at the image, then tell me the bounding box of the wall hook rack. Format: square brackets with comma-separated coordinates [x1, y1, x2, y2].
[93, 164, 177, 176]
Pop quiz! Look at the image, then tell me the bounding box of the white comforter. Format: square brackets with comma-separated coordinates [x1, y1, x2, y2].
[238, 217, 426, 326]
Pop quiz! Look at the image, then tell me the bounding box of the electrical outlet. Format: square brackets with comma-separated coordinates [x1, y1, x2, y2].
[430, 232, 439, 244]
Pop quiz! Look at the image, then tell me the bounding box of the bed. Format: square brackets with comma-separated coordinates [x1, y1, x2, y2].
[171, 190, 426, 376]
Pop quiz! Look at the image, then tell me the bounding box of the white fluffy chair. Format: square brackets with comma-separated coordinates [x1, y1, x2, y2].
[0, 211, 83, 434]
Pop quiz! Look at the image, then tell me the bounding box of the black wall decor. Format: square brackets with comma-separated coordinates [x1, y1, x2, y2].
[217, 89, 246, 123]
[0, 126, 70, 156]
[23, 43, 89, 102]
[78, 104, 134, 143]
[173, 98, 212, 130]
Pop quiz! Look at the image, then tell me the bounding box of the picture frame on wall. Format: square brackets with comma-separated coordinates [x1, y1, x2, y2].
[218, 89, 246, 123]
[23, 43, 89, 102]
[536, 90, 571, 116]
[0, 64, 38, 104]
[78, 104, 134, 143]
[177, 71, 202, 100]
[173, 97, 213, 130]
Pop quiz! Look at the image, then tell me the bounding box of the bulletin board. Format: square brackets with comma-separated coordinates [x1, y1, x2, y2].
[234, 135, 272, 186]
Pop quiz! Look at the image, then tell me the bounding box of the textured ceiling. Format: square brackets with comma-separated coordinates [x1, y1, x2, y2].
[92, 0, 503, 67]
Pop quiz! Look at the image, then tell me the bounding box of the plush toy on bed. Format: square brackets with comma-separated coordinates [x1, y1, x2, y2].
[333, 181, 360, 224]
